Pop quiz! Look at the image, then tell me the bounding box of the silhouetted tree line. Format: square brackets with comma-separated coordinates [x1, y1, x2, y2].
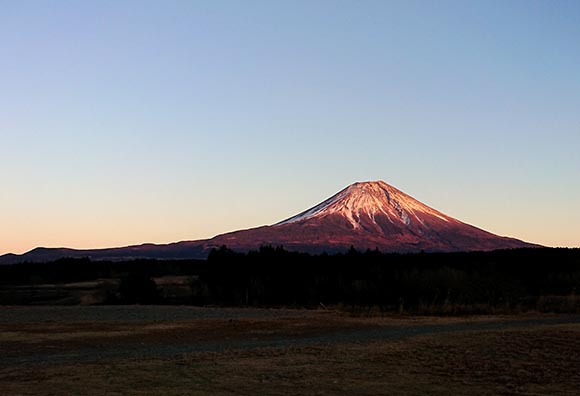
[0, 258, 206, 285]
[1, 247, 580, 312]
[201, 246, 580, 313]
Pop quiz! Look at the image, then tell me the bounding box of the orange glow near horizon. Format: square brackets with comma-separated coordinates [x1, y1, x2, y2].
[1, 206, 578, 256]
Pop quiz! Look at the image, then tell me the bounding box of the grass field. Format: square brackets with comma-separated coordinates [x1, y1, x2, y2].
[1, 307, 579, 396]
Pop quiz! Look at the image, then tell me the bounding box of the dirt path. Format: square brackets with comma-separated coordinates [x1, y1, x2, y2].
[2, 307, 579, 367]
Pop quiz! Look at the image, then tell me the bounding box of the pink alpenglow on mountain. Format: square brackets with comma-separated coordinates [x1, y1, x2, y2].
[205, 181, 538, 253]
[0, 180, 540, 263]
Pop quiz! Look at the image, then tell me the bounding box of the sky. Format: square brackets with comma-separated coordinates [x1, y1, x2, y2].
[1, 0, 579, 255]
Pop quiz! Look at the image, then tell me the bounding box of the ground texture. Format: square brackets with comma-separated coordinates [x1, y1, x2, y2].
[1, 306, 579, 395]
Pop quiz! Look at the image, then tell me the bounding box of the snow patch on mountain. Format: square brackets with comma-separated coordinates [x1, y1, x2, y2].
[277, 180, 451, 229]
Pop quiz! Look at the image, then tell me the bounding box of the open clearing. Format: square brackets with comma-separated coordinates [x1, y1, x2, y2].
[1, 306, 579, 395]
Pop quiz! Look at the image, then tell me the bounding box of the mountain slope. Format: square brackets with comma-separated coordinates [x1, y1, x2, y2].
[204, 181, 537, 253]
[0, 180, 539, 263]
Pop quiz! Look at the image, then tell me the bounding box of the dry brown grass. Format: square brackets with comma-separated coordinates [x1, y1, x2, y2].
[1, 312, 579, 396]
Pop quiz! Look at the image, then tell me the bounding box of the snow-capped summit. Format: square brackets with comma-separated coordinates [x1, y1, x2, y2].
[278, 180, 450, 228]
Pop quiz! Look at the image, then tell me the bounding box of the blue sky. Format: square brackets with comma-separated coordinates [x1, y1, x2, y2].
[1, 0, 579, 253]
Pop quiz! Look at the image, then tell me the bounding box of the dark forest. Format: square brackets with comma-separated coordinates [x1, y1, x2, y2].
[1, 247, 579, 314]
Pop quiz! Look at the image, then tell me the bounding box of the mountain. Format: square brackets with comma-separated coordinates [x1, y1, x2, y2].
[203, 180, 538, 253]
[0, 243, 208, 264]
[0, 180, 539, 264]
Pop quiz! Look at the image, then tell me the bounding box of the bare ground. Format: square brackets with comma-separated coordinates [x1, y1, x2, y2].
[1, 306, 579, 395]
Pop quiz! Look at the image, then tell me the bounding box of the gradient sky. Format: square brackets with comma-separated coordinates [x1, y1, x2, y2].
[1, 0, 579, 255]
